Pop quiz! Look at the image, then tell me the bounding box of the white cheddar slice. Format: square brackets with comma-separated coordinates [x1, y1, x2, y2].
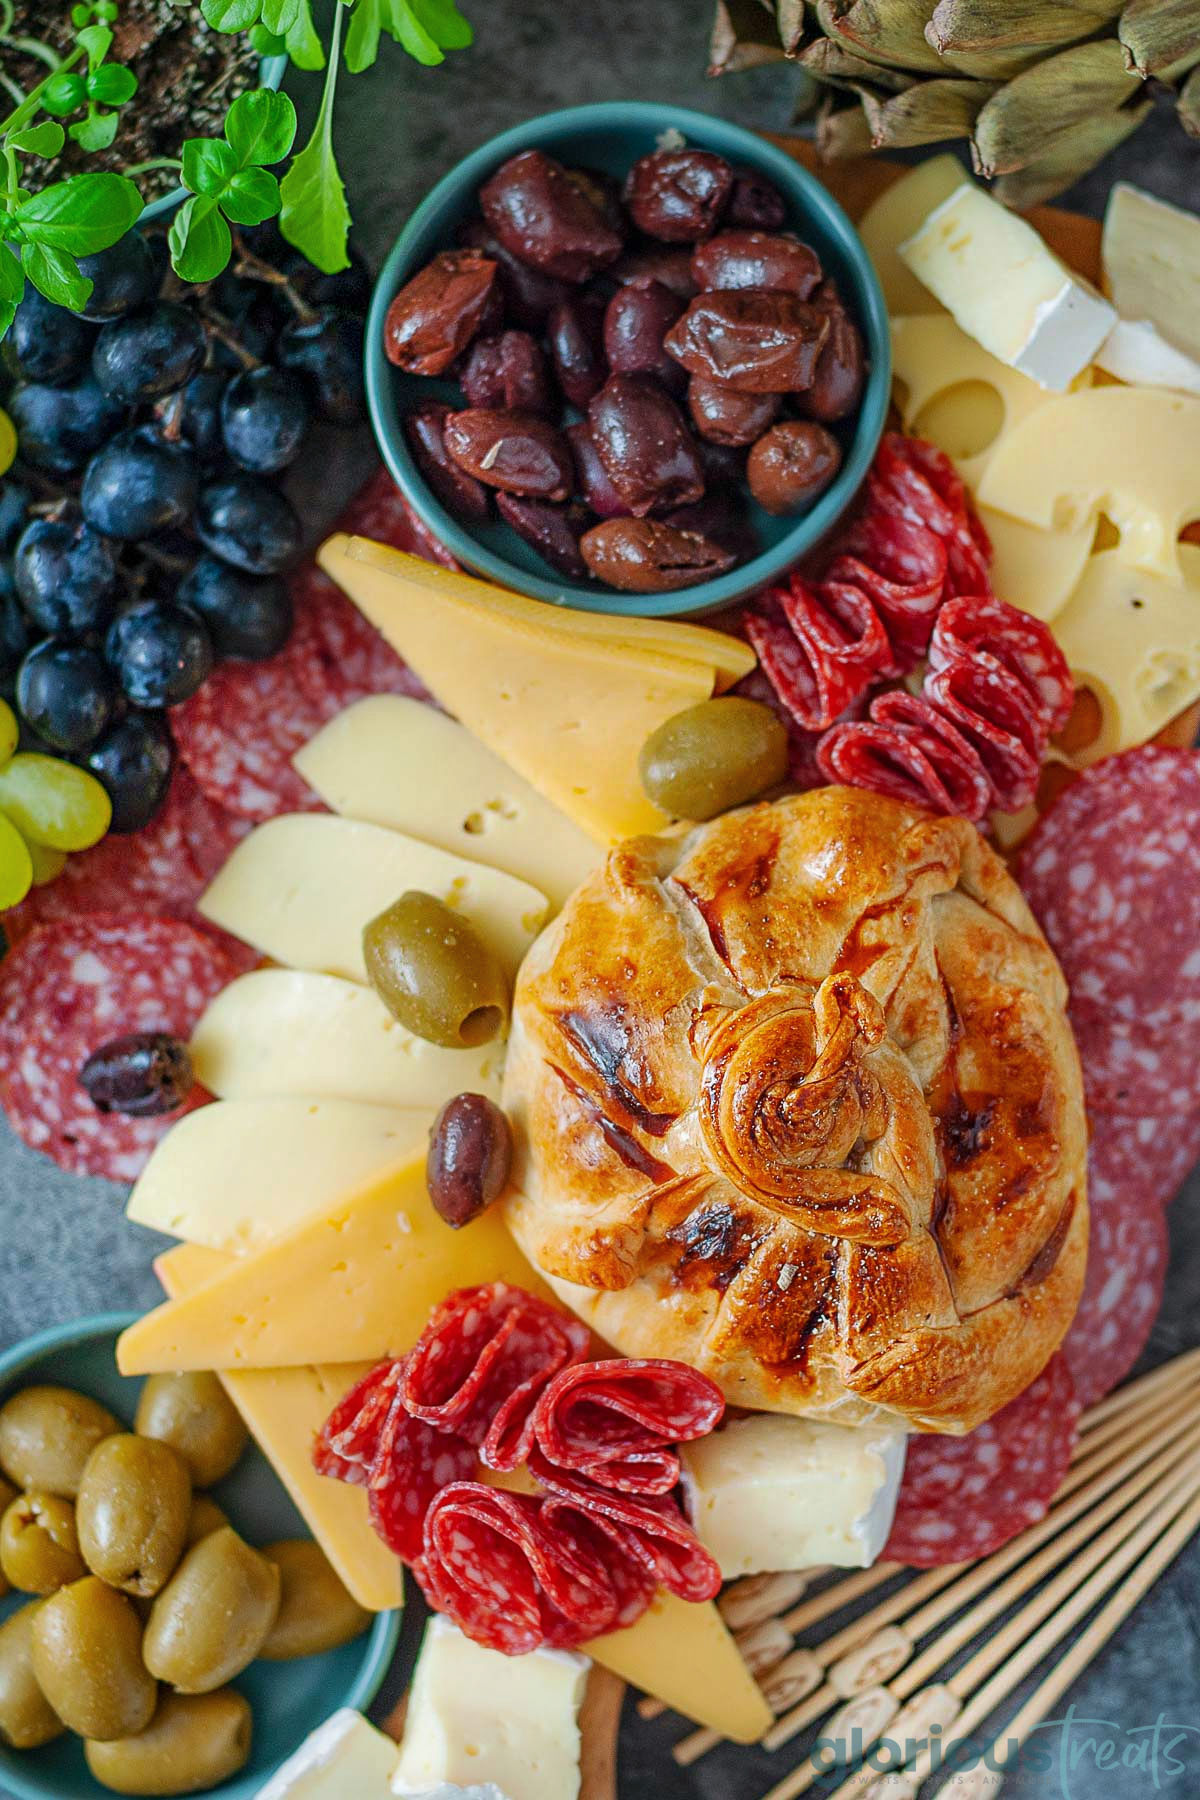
[1102, 182, 1200, 366]
[857, 155, 963, 317]
[1095, 318, 1200, 396]
[680, 1414, 907, 1579]
[190, 969, 503, 1108]
[900, 182, 1114, 391]
[127, 1098, 432, 1252]
[256, 1709, 397, 1797]
[391, 1617, 586, 1800]
[199, 813, 547, 984]
[293, 696, 598, 913]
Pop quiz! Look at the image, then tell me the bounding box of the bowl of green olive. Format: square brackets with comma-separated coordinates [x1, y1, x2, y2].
[0, 1314, 400, 1800]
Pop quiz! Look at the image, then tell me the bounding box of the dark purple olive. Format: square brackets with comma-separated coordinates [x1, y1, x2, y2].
[580, 517, 735, 592]
[725, 166, 788, 231]
[663, 495, 757, 563]
[384, 250, 499, 376]
[495, 493, 590, 580]
[565, 166, 625, 236]
[456, 217, 570, 328]
[603, 281, 685, 392]
[664, 291, 830, 393]
[566, 422, 628, 519]
[611, 245, 698, 299]
[687, 376, 780, 447]
[587, 374, 704, 516]
[443, 408, 574, 500]
[426, 1093, 514, 1228]
[460, 330, 555, 415]
[623, 150, 734, 242]
[79, 1032, 194, 1118]
[796, 285, 866, 423]
[747, 420, 843, 514]
[546, 296, 607, 409]
[691, 231, 822, 299]
[404, 403, 491, 523]
[480, 150, 624, 281]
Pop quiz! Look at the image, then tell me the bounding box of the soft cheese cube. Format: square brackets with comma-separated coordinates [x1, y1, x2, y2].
[256, 1709, 396, 1797]
[1102, 183, 1200, 366]
[899, 182, 1114, 391]
[680, 1414, 907, 1579]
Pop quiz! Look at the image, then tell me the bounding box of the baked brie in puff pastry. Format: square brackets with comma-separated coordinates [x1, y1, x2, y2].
[503, 788, 1087, 1434]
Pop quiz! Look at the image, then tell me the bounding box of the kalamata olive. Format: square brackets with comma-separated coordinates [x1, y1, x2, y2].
[456, 216, 569, 327]
[0, 1491, 86, 1593]
[587, 374, 704, 516]
[495, 493, 590, 580]
[623, 149, 734, 242]
[580, 517, 735, 592]
[797, 288, 865, 423]
[143, 1527, 280, 1694]
[0, 1385, 120, 1498]
[747, 420, 843, 514]
[664, 291, 830, 393]
[726, 165, 788, 231]
[426, 1093, 514, 1228]
[32, 1577, 157, 1740]
[363, 890, 510, 1049]
[76, 1433, 192, 1597]
[603, 281, 685, 392]
[134, 1372, 248, 1489]
[183, 1494, 229, 1548]
[384, 249, 498, 376]
[85, 1690, 253, 1796]
[639, 697, 789, 820]
[691, 230, 822, 299]
[612, 245, 698, 299]
[404, 402, 491, 524]
[566, 422, 627, 519]
[698, 437, 749, 490]
[564, 165, 625, 235]
[0, 1602, 65, 1749]
[443, 408, 573, 500]
[460, 329, 555, 415]
[259, 1540, 371, 1660]
[480, 149, 624, 281]
[78, 1031, 193, 1118]
[546, 296, 607, 408]
[687, 376, 780, 447]
[662, 495, 757, 564]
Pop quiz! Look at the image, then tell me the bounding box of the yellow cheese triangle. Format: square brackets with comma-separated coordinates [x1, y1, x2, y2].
[316, 536, 739, 844]
[119, 1150, 547, 1373]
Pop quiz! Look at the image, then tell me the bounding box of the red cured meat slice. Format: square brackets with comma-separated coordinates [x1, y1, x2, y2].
[882, 1354, 1080, 1567]
[775, 575, 899, 729]
[367, 1395, 477, 1564]
[824, 510, 946, 667]
[532, 1359, 725, 1496]
[923, 654, 1042, 814]
[0, 914, 235, 1183]
[819, 692, 994, 822]
[540, 1496, 659, 1632]
[868, 691, 992, 821]
[528, 1455, 722, 1603]
[1070, 1004, 1200, 1119]
[313, 1360, 403, 1487]
[870, 435, 992, 599]
[929, 595, 1073, 737]
[1087, 1109, 1200, 1214]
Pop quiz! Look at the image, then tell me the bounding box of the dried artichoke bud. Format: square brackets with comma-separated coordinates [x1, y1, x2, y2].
[815, 0, 948, 76]
[800, 37, 917, 90]
[1180, 65, 1200, 137]
[708, 0, 794, 76]
[777, 0, 808, 55]
[990, 100, 1151, 207]
[860, 75, 997, 146]
[928, 0, 1124, 58]
[817, 97, 876, 157]
[971, 38, 1144, 176]
[1118, 0, 1200, 79]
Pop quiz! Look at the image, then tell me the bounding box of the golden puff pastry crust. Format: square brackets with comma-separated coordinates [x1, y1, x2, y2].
[503, 787, 1087, 1435]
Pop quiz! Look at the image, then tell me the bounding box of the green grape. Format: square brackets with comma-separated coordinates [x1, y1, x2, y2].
[0, 698, 16, 771]
[0, 811, 33, 912]
[0, 755, 111, 852]
[27, 841, 67, 887]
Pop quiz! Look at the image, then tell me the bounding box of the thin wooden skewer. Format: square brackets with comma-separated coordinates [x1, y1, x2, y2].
[1067, 1367, 1200, 1464]
[1075, 1342, 1200, 1434]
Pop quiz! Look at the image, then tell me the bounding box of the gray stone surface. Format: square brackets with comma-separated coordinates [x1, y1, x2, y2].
[3, 6, 1200, 1795]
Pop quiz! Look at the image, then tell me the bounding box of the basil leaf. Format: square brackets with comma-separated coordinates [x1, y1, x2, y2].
[6, 122, 66, 157]
[221, 166, 281, 226]
[388, 0, 444, 67]
[169, 194, 233, 282]
[345, 0, 382, 73]
[279, 6, 350, 271]
[224, 89, 297, 167]
[410, 0, 472, 50]
[284, 0, 325, 70]
[15, 173, 142, 254]
[0, 243, 25, 307]
[182, 137, 238, 196]
[68, 111, 119, 153]
[22, 241, 90, 311]
[201, 0, 262, 29]
[75, 23, 113, 67]
[261, 0, 301, 32]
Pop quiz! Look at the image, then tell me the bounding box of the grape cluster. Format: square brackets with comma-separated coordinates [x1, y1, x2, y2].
[0, 221, 369, 895]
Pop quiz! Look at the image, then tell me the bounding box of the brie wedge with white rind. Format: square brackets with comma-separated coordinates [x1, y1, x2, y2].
[255, 1709, 396, 1797]
[1102, 182, 1200, 366]
[680, 1414, 908, 1579]
[1095, 318, 1200, 396]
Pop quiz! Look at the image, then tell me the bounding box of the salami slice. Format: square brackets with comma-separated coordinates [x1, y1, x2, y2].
[1070, 1004, 1200, 1118]
[0, 914, 235, 1182]
[732, 669, 826, 791]
[868, 691, 992, 821]
[367, 1393, 477, 1564]
[818, 693, 994, 823]
[528, 1456, 722, 1603]
[824, 510, 947, 668]
[923, 654, 1043, 814]
[540, 1496, 660, 1632]
[882, 1354, 1080, 1567]
[1092, 1109, 1200, 1214]
[313, 1360, 403, 1487]
[869, 435, 992, 600]
[532, 1359, 725, 1496]
[929, 595, 1073, 738]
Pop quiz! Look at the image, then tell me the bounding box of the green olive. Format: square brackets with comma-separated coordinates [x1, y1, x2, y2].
[182, 1494, 229, 1548]
[258, 1540, 371, 1660]
[0, 1474, 14, 1599]
[31, 1577, 157, 1741]
[0, 1491, 86, 1593]
[134, 1373, 248, 1489]
[85, 1690, 253, 1796]
[143, 1527, 280, 1694]
[76, 1435, 192, 1597]
[0, 1385, 121, 1497]
[0, 1601, 65, 1750]
[363, 890, 510, 1049]
[638, 697, 790, 822]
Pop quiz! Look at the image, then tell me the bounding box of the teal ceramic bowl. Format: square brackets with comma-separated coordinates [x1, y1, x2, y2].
[0, 1314, 400, 1800]
[365, 100, 890, 617]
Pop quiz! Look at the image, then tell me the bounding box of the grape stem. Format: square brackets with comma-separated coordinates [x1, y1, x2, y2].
[154, 388, 185, 444]
[200, 305, 260, 371]
[230, 231, 319, 326]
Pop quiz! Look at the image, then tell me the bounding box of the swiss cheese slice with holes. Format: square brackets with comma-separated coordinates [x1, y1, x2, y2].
[190, 969, 504, 1107]
[198, 812, 548, 984]
[293, 696, 599, 913]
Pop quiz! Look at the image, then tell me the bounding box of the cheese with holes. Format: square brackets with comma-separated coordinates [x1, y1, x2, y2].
[190, 970, 504, 1107]
[127, 1098, 432, 1252]
[978, 387, 1200, 580]
[317, 536, 735, 843]
[118, 1149, 545, 1374]
[974, 508, 1093, 627]
[256, 1709, 398, 1797]
[293, 697, 598, 913]
[900, 183, 1114, 390]
[199, 813, 547, 984]
[680, 1414, 907, 1579]
[391, 1618, 585, 1798]
[858, 156, 963, 316]
[1095, 318, 1200, 395]
[585, 1589, 772, 1743]
[1102, 183, 1200, 365]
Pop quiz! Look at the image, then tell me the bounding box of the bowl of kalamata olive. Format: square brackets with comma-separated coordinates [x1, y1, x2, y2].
[365, 101, 890, 616]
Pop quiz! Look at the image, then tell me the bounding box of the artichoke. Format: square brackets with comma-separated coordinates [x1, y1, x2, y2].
[709, 0, 1200, 205]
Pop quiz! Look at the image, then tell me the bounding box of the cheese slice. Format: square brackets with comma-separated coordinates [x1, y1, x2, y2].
[857, 155, 963, 317]
[199, 813, 547, 985]
[118, 1149, 545, 1374]
[1102, 182, 1200, 366]
[127, 1098, 433, 1252]
[900, 182, 1115, 391]
[317, 535, 726, 843]
[585, 1590, 772, 1744]
[255, 1709, 398, 1797]
[190, 970, 504, 1108]
[392, 1617, 586, 1799]
[975, 507, 1093, 627]
[1095, 317, 1200, 396]
[293, 697, 599, 913]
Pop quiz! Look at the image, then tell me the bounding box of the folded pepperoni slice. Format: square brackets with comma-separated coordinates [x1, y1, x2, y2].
[533, 1359, 725, 1496]
[529, 1455, 722, 1604]
[868, 691, 992, 822]
[366, 1395, 477, 1564]
[824, 511, 946, 667]
[539, 1497, 659, 1635]
[871, 434, 992, 598]
[923, 654, 1042, 813]
[929, 595, 1074, 737]
[314, 1360, 403, 1486]
[819, 717, 973, 819]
